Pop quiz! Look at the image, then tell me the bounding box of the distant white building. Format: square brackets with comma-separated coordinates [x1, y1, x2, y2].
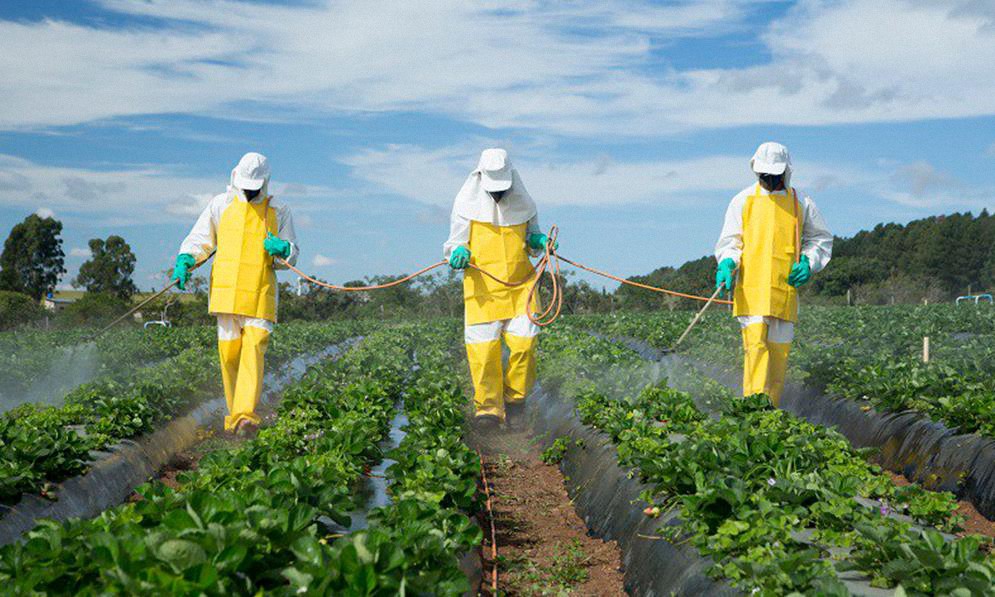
[42, 297, 76, 312]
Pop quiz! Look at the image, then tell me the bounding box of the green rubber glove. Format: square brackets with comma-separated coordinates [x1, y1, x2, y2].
[171, 253, 196, 290]
[527, 233, 558, 252]
[787, 255, 812, 287]
[263, 232, 292, 258]
[715, 258, 736, 291]
[449, 246, 471, 269]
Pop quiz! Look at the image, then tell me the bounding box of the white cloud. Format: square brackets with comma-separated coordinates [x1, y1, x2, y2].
[0, 154, 220, 224]
[0, 154, 329, 224]
[876, 160, 993, 209]
[69, 246, 91, 258]
[35, 207, 56, 219]
[343, 141, 995, 215]
[5, 0, 992, 135]
[341, 142, 866, 208]
[312, 253, 336, 267]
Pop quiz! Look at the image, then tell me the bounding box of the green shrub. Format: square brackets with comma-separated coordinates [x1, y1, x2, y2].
[57, 292, 130, 326]
[0, 290, 43, 330]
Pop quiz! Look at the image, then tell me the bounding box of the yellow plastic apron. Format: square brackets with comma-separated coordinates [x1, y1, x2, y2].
[463, 221, 537, 326]
[209, 197, 279, 321]
[733, 185, 800, 323]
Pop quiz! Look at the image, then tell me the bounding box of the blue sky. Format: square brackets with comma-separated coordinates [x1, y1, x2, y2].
[1, 0, 994, 291]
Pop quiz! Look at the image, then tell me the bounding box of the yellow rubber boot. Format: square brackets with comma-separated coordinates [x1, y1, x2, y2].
[218, 336, 242, 421]
[741, 322, 770, 399]
[466, 340, 504, 421]
[503, 333, 537, 404]
[226, 326, 269, 430]
[766, 342, 791, 408]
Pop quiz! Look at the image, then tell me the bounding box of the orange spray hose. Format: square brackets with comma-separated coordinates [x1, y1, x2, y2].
[275, 224, 731, 327]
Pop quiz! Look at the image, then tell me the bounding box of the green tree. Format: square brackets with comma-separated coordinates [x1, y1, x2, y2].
[0, 213, 66, 300]
[74, 235, 138, 300]
[0, 290, 44, 330]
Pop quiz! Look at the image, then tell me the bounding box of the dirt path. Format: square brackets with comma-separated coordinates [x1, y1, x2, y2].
[471, 424, 626, 596]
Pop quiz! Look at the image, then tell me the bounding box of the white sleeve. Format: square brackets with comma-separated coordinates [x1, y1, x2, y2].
[526, 215, 541, 237]
[800, 195, 833, 273]
[526, 215, 541, 256]
[443, 212, 471, 260]
[714, 193, 745, 265]
[178, 199, 218, 261]
[274, 204, 299, 269]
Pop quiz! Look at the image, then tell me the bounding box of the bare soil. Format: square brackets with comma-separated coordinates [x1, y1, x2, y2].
[471, 424, 626, 597]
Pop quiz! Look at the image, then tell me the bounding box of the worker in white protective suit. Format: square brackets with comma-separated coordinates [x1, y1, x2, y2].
[444, 148, 555, 428]
[714, 142, 833, 407]
[172, 152, 299, 436]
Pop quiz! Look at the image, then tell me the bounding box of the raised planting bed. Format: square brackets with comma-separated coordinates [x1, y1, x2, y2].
[0, 321, 362, 510]
[0, 340, 355, 547]
[345, 323, 483, 594]
[528, 382, 737, 596]
[0, 325, 217, 413]
[610, 331, 995, 524]
[0, 323, 484, 595]
[577, 306, 995, 441]
[537, 325, 995, 596]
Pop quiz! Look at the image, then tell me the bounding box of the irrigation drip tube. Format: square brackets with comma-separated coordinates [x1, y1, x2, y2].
[0, 340, 357, 547]
[604, 334, 995, 523]
[477, 450, 499, 595]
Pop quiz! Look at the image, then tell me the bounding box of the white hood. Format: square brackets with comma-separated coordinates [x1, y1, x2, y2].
[452, 157, 536, 226]
[228, 165, 270, 202]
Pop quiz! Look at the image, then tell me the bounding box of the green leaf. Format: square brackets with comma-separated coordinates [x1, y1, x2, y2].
[156, 539, 207, 572]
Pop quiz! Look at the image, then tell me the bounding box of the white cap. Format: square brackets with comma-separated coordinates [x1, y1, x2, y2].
[477, 148, 513, 192]
[750, 142, 791, 176]
[232, 152, 270, 191]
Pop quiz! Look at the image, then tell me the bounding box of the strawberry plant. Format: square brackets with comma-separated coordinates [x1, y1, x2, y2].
[540, 325, 995, 595]
[0, 321, 361, 506]
[0, 323, 485, 595]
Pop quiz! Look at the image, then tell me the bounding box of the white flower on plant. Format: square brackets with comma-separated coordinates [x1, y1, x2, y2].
[767, 478, 776, 487]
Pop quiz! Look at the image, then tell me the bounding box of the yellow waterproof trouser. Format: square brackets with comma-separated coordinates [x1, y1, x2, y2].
[218, 326, 270, 430]
[503, 333, 537, 404]
[741, 322, 790, 407]
[465, 332, 538, 421]
[466, 339, 504, 419]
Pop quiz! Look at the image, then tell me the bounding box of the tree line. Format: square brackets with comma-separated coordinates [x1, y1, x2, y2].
[618, 210, 995, 310]
[1, 209, 992, 330]
[0, 213, 138, 328]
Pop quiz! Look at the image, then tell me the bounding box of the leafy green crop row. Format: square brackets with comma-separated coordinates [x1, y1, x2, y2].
[0, 326, 215, 397]
[539, 326, 995, 596]
[0, 322, 483, 595]
[301, 322, 483, 595]
[0, 325, 407, 593]
[0, 321, 360, 505]
[577, 304, 995, 439]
